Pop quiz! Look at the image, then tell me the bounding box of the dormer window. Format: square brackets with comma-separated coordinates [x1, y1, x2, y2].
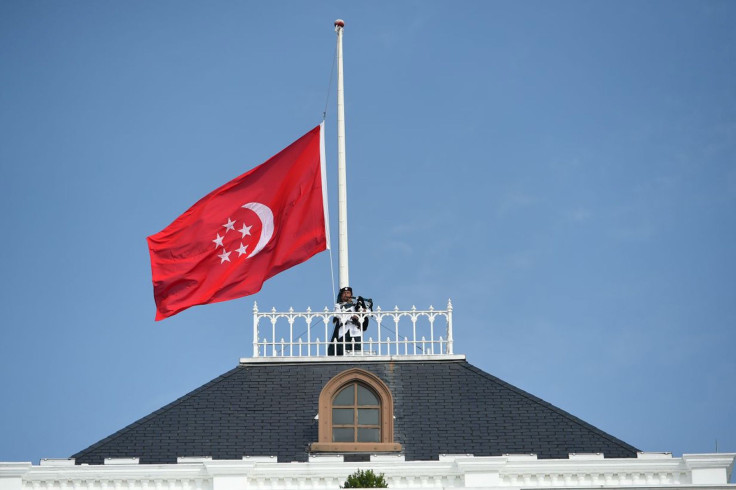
[332, 382, 380, 442]
[310, 368, 402, 453]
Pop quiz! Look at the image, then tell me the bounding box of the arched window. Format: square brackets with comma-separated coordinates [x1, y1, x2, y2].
[332, 382, 381, 442]
[310, 368, 401, 452]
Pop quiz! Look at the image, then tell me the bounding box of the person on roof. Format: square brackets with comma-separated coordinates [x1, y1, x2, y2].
[328, 286, 372, 356]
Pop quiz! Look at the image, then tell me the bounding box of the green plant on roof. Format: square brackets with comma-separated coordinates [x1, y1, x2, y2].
[342, 469, 388, 488]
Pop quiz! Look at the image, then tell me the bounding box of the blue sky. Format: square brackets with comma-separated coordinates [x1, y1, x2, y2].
[1, 1, 734, 469]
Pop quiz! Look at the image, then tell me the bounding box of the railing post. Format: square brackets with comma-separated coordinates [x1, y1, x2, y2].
[429, 305, 435, 355]
[446, 299, 454, 355]
[253, 302, 259, 357]
[324, 307, 331, 356]
[394, 306, 400, 356]
[306, 307, 312, 357]
[411, 305, 417, 355]
[271, 308, 277, 357]
[288, 307, 294, 357]
[376, 307, 382, 356]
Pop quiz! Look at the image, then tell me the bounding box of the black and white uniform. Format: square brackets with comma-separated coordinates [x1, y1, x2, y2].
[328, 300, 369, 356]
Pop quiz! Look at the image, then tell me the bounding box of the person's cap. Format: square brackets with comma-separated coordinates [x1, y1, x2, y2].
[339, 286, 353, 294]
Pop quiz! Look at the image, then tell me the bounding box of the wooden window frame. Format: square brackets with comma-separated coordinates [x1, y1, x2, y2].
[310, 368, 402, 453]
[331, 382, 381, 442]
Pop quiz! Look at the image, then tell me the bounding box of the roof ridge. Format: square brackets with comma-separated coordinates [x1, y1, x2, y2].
[457, 361, 639, 455]
[71, 365, 244, 460]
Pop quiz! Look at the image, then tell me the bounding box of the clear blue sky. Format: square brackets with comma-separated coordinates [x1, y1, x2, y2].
[1, 0, 734, 468]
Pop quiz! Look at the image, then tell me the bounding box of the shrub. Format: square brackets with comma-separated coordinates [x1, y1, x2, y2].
[342, 469, 388, 488]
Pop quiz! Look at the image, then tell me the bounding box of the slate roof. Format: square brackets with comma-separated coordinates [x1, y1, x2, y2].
[72, 359, 638, 464]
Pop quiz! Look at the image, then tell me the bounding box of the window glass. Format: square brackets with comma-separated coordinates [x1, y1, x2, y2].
[333, 428, 354, 442]
[324, 376, 391, 447]
[357, 385, 379, 405]
[357, 428, 380, 442]
[357, 408, 379, 425]
[333, 408, 354, 425]
[333, 385, 354, 406]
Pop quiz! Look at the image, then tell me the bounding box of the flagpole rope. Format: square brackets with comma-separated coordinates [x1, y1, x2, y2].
[322, 43, 337, 121]
[328, 246, 336, 308]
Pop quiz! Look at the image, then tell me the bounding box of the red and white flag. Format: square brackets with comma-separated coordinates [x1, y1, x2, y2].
[147, 124, 330, 320]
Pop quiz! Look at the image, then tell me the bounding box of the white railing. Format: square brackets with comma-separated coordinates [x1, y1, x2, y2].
[252, 300, 453, 358]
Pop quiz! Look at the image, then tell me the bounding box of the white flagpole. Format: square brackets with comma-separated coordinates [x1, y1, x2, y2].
[335, 19, 349, 290]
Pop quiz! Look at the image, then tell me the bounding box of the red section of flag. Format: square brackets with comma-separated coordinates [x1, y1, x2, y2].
[147, 125, 327, 320]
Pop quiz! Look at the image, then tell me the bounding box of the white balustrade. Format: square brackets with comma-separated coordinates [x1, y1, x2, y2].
[252, 300, 454, 358]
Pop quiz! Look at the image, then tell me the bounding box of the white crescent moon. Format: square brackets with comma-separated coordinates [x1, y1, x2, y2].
[242, 202, 274, 258]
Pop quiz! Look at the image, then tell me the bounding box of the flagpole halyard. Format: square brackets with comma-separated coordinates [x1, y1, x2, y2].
[319, 121, 337, 304]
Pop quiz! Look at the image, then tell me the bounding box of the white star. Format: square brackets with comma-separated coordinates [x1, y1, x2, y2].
[218, 249, 231, 263]
[238, 223, 252, 238]
[236, 243, 248, 257]
[213, 233, 224, 248]
[222, 218, 236, 233]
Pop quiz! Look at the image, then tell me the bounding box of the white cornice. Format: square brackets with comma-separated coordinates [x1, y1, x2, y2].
[2, 454, 734, 488]
[239, 354, 466, 364]
[683, 453, 736, 469]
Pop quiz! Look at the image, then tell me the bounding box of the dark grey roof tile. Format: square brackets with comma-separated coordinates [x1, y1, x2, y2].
[73, 360, 638, 464]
